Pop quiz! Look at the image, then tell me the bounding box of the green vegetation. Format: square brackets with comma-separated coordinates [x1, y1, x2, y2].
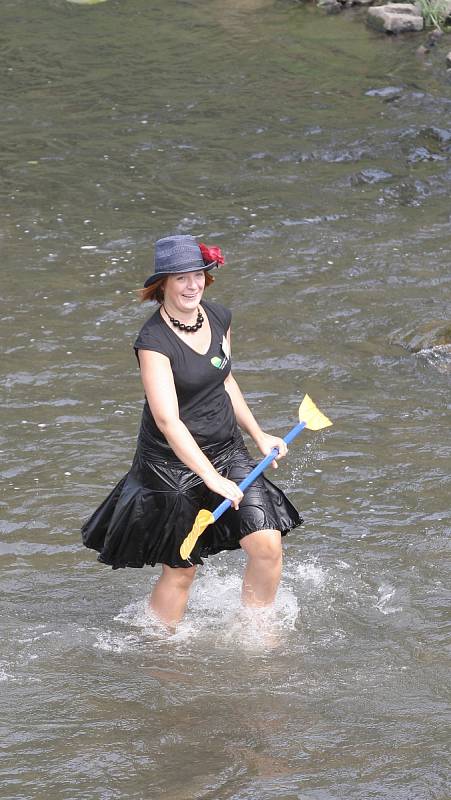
[415, 0, 450, 29]
[315, 0, 451, 31]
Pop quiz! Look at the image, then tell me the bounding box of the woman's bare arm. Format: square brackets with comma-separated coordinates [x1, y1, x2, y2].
[223, 330, 287, 467]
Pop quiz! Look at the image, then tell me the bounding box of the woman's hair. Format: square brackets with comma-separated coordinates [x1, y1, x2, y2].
[138, 270, 215, 304]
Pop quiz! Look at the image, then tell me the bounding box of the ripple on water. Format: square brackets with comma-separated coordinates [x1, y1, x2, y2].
[0, 665, 13, 682]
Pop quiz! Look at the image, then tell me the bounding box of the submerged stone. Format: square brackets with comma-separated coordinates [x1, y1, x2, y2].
[391, 321, 451, 352]
[417, 345, 451, 374]
[318, 0, 343, 14]
[353, 168, 393, 184]
[407, 146, 445, 163]
[365, 86, 403, 99]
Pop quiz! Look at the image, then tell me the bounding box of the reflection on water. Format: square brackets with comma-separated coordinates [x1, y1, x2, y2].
[1, 0, 450, 798]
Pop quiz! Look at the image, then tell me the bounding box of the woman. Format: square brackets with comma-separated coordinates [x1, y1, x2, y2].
[82, 234, 303, 629]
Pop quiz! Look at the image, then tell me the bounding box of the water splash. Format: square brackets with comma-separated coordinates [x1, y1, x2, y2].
[297, 557, 329, 590]
[375, 583, 402, 615]
[219, 599, 298, 653]
[416, 345, 451, 374]
[109, 563, 299, 652]
[93, 631, 143, 653]
[114, 600, 172, 636]
[0, 665, 13, 682]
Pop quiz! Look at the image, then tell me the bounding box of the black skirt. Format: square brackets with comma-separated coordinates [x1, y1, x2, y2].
[81, 430, 303, 569]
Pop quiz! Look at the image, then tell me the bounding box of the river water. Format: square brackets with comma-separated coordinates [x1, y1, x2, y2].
[1, 1, 450, 798]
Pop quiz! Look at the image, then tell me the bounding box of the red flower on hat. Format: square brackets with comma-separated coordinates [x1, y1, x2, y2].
[199, 242, 225, 266]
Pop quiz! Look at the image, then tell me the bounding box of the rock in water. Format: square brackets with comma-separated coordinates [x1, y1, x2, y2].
[391, 321, 451, 373]
[367, 4, 424, 33]
[391, 320, 451, 352]
[418, 346, 451, 374]
[317, 0, 343, 14]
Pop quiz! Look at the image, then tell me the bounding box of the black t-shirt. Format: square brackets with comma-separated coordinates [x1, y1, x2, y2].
[134, 300, 236, 451]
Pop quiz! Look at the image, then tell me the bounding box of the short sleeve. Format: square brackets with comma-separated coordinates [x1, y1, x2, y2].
[134, 334, 168, 357]
[223, 306, 232, 331]
[133, 316, 172, 364]
[204, 301, 232, 333]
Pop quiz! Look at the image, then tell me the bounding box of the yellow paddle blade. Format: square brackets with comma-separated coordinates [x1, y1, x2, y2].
[299, 394, 333, 430]
[180, 509, 215, 561]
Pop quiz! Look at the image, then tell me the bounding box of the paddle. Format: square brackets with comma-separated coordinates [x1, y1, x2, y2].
[179, 394, 332, 561]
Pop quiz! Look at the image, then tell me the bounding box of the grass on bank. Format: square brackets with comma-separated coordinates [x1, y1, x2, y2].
[317, 0, 451, 31]
[416, 0, 451, 28]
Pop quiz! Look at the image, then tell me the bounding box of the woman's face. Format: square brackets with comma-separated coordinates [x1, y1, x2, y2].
[163, 270, 206, 314]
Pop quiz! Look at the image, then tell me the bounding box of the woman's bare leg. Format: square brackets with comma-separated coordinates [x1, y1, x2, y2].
[148, 564, 197, 628]
[239, 530, 282, 607]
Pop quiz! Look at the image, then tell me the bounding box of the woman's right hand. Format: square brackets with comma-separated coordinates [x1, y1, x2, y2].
[201, 470, 244, 510]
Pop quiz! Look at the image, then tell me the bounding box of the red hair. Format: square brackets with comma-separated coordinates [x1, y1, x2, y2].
[138, 270, 215, 304]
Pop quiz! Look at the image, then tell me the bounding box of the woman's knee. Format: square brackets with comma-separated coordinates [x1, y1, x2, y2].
[162, 564, 197, 589]
[241, 530, 282, 563]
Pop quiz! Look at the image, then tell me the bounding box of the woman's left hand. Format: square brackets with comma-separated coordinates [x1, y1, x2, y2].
[255, 432, 288, 469]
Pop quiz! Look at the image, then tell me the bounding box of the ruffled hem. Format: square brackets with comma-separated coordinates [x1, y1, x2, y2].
[93, 513, 302, 570]
[82, 475, 302, 570]
[81, 441, 303, 569]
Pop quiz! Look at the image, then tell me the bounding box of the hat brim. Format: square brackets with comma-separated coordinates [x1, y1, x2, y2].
[143, 260, 217, 288]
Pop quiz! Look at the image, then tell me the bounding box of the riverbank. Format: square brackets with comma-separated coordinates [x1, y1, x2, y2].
[315, 0, 451, 67]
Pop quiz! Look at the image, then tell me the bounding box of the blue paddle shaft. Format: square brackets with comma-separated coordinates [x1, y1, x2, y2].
[212, 420, 306, 521]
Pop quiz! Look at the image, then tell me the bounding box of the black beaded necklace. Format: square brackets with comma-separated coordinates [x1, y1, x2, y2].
[163, 305, 204, 333]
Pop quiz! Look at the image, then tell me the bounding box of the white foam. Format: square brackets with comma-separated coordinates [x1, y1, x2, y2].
[93, 631, 142, 653]
[113, 601, 170, 636]
[178, 565, 299, 650]
[0, 666, 13, 682]
[189, 566, 242, 618]
[112, 563, 299, 651]
[297, 558, 329, 589]
[375, 583, 402, 615]
[218, 592, 299, 653]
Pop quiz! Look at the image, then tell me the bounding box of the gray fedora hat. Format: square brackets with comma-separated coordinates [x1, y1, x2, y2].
[143, 235, 219, 288]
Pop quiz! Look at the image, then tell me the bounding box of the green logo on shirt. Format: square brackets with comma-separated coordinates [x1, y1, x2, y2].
[211, 356, 228, 369]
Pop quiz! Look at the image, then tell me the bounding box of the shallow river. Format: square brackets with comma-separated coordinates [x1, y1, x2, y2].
[1, 1, 450, 798]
